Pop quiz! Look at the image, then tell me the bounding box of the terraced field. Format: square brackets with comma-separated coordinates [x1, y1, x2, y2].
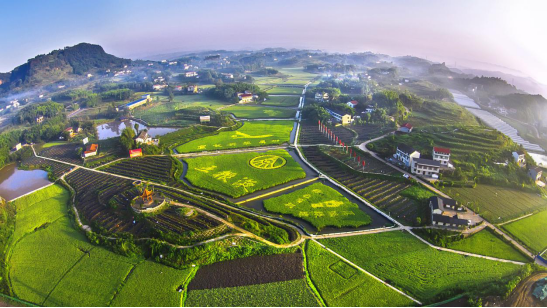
[20, 156, 73, 178]
[39, 143, 83, 165]
[100, 156, 183, 187]
[298, 123, 354, 145]
[351, 123, 394, 142]
[323, 146, 399, 175]
[302, 146, 426, 226]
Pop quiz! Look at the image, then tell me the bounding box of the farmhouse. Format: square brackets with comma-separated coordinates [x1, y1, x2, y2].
[82, 144, 98, 158]
[135, 130, 159, 146]
[174, 85, 183, 91]
[429, 196, 465, 213]
[341, 114, 353, 125]
[431, 214, 470, 228]
[122, 94, 152, 110]
[221, 73, 234, 79]
[187, 85, 198, 93]
[398, 123, 413, 133]
[199, 115, 211, 123]
[528, 167, 543, 181]
[365, 105, 375, 113]
[153, 84, 167, 90]
[238, 93, 254, 103]
[433, 147, 451, 166]
[429, 196, 470, 228]
[64, 127, 76, 138]
[185, 71, 198, 78]
[512, 151, 526, 167]
[314, 92, 329, 102]
[395, 144, 420, 167]
[36, 116, 44, 123]
[346, 100, 359, 108]
[411, 158, 440, 178]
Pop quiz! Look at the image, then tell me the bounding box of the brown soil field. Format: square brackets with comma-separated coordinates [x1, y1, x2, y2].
[188, 253, 305, 290]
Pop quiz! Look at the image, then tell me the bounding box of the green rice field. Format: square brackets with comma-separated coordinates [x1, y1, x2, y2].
[262, 96, 300, 107]
[305, 241, 414, 307]
[263, 183, 371, 231]
[175, 120, 294, 153]
[319, 231, 523, 303]
[184, 149, 306, 198]
[502, 210, 547, 254]
[223, 105, 296, 119]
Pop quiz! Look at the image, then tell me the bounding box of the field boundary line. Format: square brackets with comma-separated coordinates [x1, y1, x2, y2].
[311, 239, 422, 305]
[8, 182, 56, 202]
[496, 212, 535, 226]
[235, 177, 319, 204]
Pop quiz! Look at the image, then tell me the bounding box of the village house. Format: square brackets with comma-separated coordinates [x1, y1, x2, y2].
[153, 84, 167, 91]
[512, 151, 526, 167]
[221, 73, 234, 79]
[187, 85, 198, 93]
[199, 115, 211, 124]
[174, 85, 183, 92]
[341, 114, 353, 125]
[36, 116, 44, 123]
[238, 93, 254, 104]
[346, 100, 359, 108]
[64, 127, 81, 138]
[429, 196, 470, 228]
[411, 158, 440, 178]
[364, 105, 375, 113]
[9, 100, 20, 108]
[82, 144, 98, 158]
[397, 123, 413, 133]
[395, 144, 420, 167]
[121, 94, 152, 111]
[432, 147, 451, 166]
[184, 71, 198, 78]
[528, 167, 543, 182]
[135, 130, 159, 146]
[13, 143, 22, 152]
[314, 92, 329, 102]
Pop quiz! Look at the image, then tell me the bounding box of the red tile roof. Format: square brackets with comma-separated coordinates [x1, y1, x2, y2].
[433, 147, 451, 155]
[402, 123, 413, 129]
[86, 144, 98, 152]
[349, 100, 358, 105]
[240, 93, 253, 98]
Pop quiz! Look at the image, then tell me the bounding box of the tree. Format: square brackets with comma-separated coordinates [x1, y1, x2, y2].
[167, 88, 174, 102]
[134, 123, 140, 135]
[120, 127, 135, 152]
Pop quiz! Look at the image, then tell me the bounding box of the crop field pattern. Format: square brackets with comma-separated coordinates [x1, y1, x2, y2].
[184, 149, 306, 198]
[444, 184, 547, 222]
[100, 156, 183, 187]
[188, 253, 305, 290]
[185, 279, 319, 307]
[299, 123, 355, 145]
[223, 105, 296, 119]
[175, 120, 293, 153]
[20, 156, 73, 178]
[263, 182, 371, 230]
[39, 143, 83, 165]
[502, 209, 547, 254]
[302, 146, 426, 226]
[446, 228, 529, 262]
[8, 185, 196, 307]
[323, 146, 398, 175]
[319, 231, 522, 303]
[351, 124, 394, 142]
[305, 241, 414, 307]
[262, 96, 300, 107]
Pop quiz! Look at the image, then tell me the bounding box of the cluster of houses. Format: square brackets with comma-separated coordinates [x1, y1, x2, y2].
[512, 150, 543, 183]
[314, 92, 330, 102]
[394, 144, 452, 179]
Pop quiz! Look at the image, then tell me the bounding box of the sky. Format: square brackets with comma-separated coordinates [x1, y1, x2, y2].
[1, 0, 546, 84]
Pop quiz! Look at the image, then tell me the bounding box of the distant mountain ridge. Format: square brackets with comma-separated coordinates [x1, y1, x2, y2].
[0, 43, 130, 92]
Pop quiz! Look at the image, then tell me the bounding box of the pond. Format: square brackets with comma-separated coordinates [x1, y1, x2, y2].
[0, 164, 51, 201]
[96, 120, 179, 140]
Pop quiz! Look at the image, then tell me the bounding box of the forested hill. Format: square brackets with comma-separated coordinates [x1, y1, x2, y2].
[0, 43, 130, 91]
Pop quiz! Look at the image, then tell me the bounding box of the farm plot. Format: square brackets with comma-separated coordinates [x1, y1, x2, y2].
[443, 184, 547, 223]
[20, 156, 73, 178]
[266, 86, 304, 95]
[7, 184, 202, 307]
[445, 228, 529, 262]
[319, 231, 523, 303]
[298, 123, 355, 145]
[302, 146, 426, 226]
[351, 123, 394, 142]
[502, 210, 547, 254]
[263, 182, 371, 231]
[184, 149, 306, 198]
[305, 241, 414, 307]
[39, 143, 83, 165]
[188, 253, 304, 290]
[100, 156, 182, 187]
[65, 168, 147, 235]
[175, 120, 293, 153]
[262, 96, 300, 107]
[405, 100, 480, 128]
[111, 260, 195, 307]
[185, 279, 319, 307]
[323, 146, 399, 175]
[223, 105, 296, 119]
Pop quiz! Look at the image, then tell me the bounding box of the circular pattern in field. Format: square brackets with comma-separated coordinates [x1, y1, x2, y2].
[249, 155, 287, 170]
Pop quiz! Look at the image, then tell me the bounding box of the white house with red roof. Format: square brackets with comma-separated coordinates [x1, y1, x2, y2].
[398, 123, 413, 133]
[433, 147, 451, 166]
[346, 100, 359, 108]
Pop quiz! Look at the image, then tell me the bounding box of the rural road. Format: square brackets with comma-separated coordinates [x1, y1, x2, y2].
[358, 131, 537, 261]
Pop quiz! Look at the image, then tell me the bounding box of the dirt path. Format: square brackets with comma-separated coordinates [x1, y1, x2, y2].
[503, 272, 547, 307]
